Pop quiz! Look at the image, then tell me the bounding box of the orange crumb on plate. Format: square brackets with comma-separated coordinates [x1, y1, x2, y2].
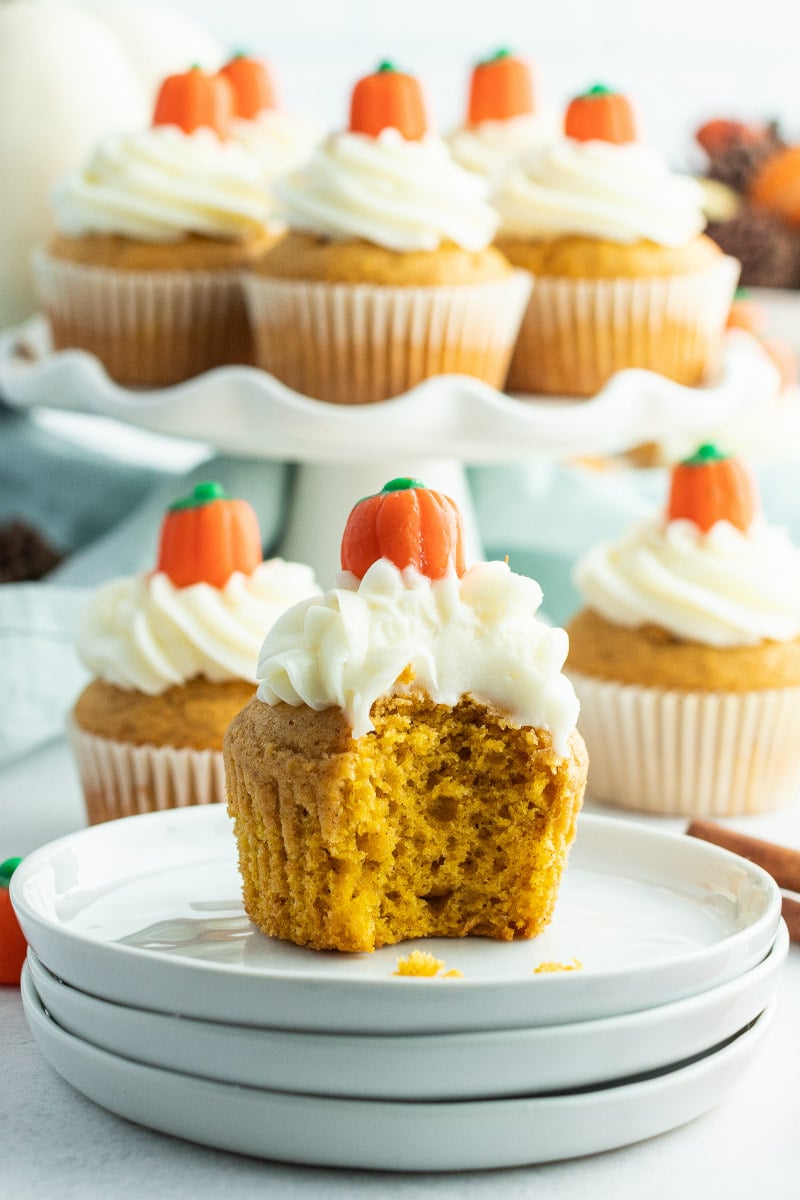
[393, 950, 463, 978]
[533, 957, 582, 974]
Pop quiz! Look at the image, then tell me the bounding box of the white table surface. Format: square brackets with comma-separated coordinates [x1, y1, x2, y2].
[2, 738, 799, 1200]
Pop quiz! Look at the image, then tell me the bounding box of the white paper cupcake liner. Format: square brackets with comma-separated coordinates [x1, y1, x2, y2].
[569, 672, 800, 816]
[68, 721, 226, 826]
[32, 249, 252, 387]
[506, 255, 740, 397]
[242, 270, 533, 404]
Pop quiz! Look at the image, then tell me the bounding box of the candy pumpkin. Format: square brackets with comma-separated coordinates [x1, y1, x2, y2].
[219, 52, 277, 119]
[341, 478, 465, 580]
[564, 84, 636, 145]
[152, 65, 234, 137]
[349, 62, 428, 141]
[749, 145, 800, 229]
[467, 49, 535, 126]
[0, 858, 27, 987]
[156, 481, 263, 589]
[667, 445, 757, 533]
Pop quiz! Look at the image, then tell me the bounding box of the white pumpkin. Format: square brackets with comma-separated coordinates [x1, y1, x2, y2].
[0, 0, 225, 329]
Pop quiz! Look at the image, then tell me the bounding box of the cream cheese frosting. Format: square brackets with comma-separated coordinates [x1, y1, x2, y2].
[231, 110, 320, 187]
[273, 127, 500, 252]
[78, 559, 320, 694]
[448, 113, 559, 182]
[573, 515, 800, 647]
[53, 125, 271, 242]
[256, 558, 579, 753]
[493, 138, 706, 246]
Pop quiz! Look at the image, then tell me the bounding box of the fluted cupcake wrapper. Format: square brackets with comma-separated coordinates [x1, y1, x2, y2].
[242, 270, 533, 405]
[506, 255, 740, 397]
[32, 249, 252, 388]
[68, 721, 226, 826]
[569, 672, 800, 816]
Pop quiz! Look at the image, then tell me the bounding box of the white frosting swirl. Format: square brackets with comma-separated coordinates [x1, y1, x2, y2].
[448, 113, 559, 182]
[257, 558, 579, 754]
[78, 560, 320, 694]
[493, 138, 706, 246]
[274, 128, 500, 252]
[231, 110, 320, 187]
[53, 125, 271, 242]
[573, 516, 800, 647]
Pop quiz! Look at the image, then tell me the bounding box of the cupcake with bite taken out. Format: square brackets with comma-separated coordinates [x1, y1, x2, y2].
[34, 67, 274, 388]
[224, 477, 587, 953]
[566, 445, 800, 815]
[243, 62, 532, 404]
[70, 481, 319, 825]
[493, 84, 739, 396]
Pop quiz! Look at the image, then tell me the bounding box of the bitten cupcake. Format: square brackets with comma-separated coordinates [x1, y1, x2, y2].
[493, 84, 740, 396]
[70, 481, 319, 825]
[225, 477, 587, 953]
[566, 445, 800, 816]
[448, 49, 557, 182]
[33, 67, 274, 388]
[243, 62, 532, 404]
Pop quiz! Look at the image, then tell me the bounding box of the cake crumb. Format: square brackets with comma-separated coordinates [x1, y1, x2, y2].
[393, 950, 463, 978]
[533, 957, 582, 974]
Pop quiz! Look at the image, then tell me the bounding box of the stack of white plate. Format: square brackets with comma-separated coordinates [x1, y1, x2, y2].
[13, 805, 786, 1172]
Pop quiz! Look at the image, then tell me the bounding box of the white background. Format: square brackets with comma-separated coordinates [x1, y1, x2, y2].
[169, 0, 800, 167]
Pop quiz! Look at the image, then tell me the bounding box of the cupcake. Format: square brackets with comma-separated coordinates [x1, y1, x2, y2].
[493, 84, 740, 396]
[243, 62, 532, 405]
[448, 49, 558, 182]
[224, 477, 587, 953]
[33, 67, 274, 388]
[566, 445, 800, 816]
[70, 481, 319, 825]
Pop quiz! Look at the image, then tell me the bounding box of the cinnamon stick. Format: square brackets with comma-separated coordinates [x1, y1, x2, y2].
[686, 819, 800, 894]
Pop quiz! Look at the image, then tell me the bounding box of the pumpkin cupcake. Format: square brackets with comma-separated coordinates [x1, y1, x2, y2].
[493, 84, 740, 396]
[566, 445, 800, 816]
[225, 477, 587, 952]
[34, 67, 275, 388]
[243, 62, 532, 404]
[448, 49, 558, 182]
[70, 481, 319, 825]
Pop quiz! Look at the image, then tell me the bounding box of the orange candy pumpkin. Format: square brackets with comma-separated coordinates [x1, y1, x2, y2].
[341, 478, 465, 580]
[749, 145, 800, 229]
[467, 49, 535, 126]
[667, 445, 758, 533]
[564, 84, 637, 145]
[349, 62, 428, 141]
[0, 858, 27, 987]
[218, 53, 277, 119]
[156, 481, 263, 589]
[152, 65, 234, 138]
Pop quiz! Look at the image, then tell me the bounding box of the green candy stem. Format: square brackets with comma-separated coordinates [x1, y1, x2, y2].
[0, 857, 22, 888]
[582, 83, 615, 98]
[168, 481, 231, 512]
[377, 60, 397, 73]
[734, 286, 751, 300]
[682, 443, 729, 467]
[381, 477, 425, 492]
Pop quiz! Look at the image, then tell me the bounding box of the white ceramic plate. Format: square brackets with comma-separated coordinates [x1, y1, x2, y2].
[21, 965, 775, 1172]
[0, 317, 779, 463]
[11, 806, 781, 1033]
[25, 920, 788, 1101]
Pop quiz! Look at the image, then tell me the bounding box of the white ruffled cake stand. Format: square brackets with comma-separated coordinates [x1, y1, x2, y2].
[0, 316, 788, 583]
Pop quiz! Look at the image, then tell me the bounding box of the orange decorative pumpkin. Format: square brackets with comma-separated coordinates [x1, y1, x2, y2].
[726, 289, 768, 336]
[467, 49, 534, 126]
[749, 145, 800, 228]
[564, 84, 636, 145]
[349, 62, 428, 141]
[341, 477, 465, 580]
[695, 118, 765, 158]
[156, 481, 263, 589]
[218, 52, 277, 119]
[667, 445, 758, 533]
[152, 65, 234, 138]
[0, 858, 27, 987]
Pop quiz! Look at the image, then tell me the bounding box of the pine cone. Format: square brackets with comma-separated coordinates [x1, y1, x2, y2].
[706, 121, 784, 195]
[0, 520, 63, 583]
[706, 206, 800, 289]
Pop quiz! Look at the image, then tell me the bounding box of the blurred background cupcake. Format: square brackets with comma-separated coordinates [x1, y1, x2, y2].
[243, 61, 532, 404]
[33, 66, 274, 388]
[69, 481, 319, 824]
[493, 83, 740, 396]
[565, 444, 800, 816]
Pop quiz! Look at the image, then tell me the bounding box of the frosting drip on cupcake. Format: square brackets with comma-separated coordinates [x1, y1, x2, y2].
[256, 558, 579, 752]
[274, 128, 499, 252]
[574, 516, 800, 647]
[494, 139, 706, 246]
[53, 126, 270, 243]
[78, 560, 320, 693]
[449, 113, 558, 181]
